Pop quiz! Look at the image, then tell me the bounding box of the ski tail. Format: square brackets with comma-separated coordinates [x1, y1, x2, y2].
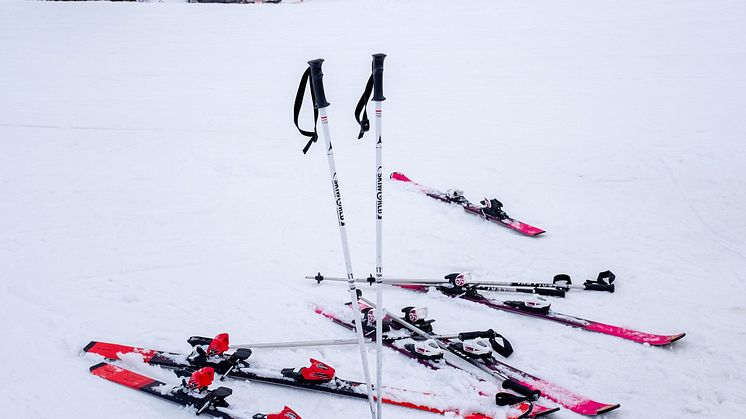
[90, 362, 157, 390]
[89, 362, 235, 418]
[390, 171, 412, 182]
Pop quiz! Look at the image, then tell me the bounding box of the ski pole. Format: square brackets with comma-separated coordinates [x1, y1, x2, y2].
[306, 273, 566, 297]
[473, 271, 616, 293]
[294, 58, 376, 419]
[355, 52, 387, 419]
[307, 271, 612, 293]
[230, 333, 463, 350]
[357, 296, 541, 403]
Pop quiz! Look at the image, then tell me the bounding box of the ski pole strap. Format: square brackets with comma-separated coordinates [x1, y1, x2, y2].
[490, 333, 514, 358]
[354, 74, 374, 139]
[293, 67, 319, 154]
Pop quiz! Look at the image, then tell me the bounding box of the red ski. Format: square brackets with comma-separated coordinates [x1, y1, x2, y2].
[85, 337, 529, 419]
[390, 171, 544, 236]
[89, 362, 299, 419]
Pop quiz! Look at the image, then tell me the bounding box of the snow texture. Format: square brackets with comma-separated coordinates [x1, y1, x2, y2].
[1, 0, 745, 418]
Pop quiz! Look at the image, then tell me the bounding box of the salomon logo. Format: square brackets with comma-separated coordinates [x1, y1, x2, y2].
[376, 167, 383, 220]
[333, 174, 345, 226]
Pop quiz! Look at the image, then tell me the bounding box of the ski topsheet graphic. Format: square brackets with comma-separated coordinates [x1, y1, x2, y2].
[390, 171, 545, 236]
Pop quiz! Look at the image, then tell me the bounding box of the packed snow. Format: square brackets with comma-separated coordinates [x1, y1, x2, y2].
[1, 0, 745, 418]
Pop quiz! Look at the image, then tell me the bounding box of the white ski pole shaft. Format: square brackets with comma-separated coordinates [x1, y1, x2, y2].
[371, 52, 386, 419]
[307, 59, 376, 419]
[231, 333, 462, 350]
[231, 338, 362, 349]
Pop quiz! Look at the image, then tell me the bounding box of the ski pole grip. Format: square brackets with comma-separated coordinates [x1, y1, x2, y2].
[307, 59, 330, 109]
[584, 282, 615, 292]
[502, 379, 541, 399]
[495, 392, 528, 406]
[372, 53, 386, 101]
[535, 287, 566, 298]
[458, 329, 496, 341]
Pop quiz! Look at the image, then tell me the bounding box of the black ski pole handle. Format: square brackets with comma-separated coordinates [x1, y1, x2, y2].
[584, 281, 615, 292]
[372, 53, 386, 101]
[502, 379, 541, 399]
[495, 392, 530, 406]
[534, 287, 566, 298]
[458, 329, 496, 341]
[307, 59, 330, 109]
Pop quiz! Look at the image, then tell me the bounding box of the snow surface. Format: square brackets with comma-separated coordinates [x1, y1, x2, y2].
[1, 0, 746, 418]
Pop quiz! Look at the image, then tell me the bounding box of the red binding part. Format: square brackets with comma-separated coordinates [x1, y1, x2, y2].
[208, 333, 230, 356]
[300, 359, 335, 382]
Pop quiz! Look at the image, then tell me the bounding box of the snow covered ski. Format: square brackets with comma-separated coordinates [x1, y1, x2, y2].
[89, 362, 299, 419]
[359, 296, 620, 416]
[314, 304, 561, 418]
[310, 273, 686, 346]
[390, 172, 544, 236]
[84, 335, 523, 419]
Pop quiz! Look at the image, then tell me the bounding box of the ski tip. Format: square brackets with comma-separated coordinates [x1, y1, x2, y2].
[83, 341, 98, 353]
[531, 406, 561, 417]
[89, 361, 109, 373]
[659, 332, 686, 345]
[597, 403, 621, 414]
[390, 172, 411, 182]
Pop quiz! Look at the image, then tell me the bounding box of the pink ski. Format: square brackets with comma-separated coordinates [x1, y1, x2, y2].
[390, 172, 545, 236]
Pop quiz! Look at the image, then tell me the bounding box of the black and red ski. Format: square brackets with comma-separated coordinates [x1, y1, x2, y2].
[84, 336, 525, 419]
[89, 362, 299, 419]
[390, 171, 544, 236]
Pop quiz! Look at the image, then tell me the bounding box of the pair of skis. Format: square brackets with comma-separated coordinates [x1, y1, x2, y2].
[316, 299, 620, 416]
[294, 55, 388, 418]
[310, 273, 685, 347]
[84, 334, 528, 419]
[315, 305, 559, 418]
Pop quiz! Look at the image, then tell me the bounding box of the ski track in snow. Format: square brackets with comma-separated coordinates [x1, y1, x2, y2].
[1, 0, 746, 418]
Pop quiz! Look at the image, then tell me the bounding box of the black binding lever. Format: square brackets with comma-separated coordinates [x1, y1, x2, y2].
[372, 53, 386, 102]
[553, 274, 572, 285]
[458, 329, 514, 358]
[307, 59, 330, 109]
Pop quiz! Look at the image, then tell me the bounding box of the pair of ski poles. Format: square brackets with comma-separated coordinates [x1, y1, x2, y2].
[293, 55, 387, 419]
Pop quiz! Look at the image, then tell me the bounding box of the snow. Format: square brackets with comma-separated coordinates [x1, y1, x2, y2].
[1, 0, 745, 418]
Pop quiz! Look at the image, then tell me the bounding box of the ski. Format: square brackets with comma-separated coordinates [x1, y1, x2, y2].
[390, 171, 544, 236]
[363, 297, 620, 416]
[310, 273, 686, 346]
[314, 304, 560, 418]
[84, 336, 525, 419]
[89, 362, 299, 419]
